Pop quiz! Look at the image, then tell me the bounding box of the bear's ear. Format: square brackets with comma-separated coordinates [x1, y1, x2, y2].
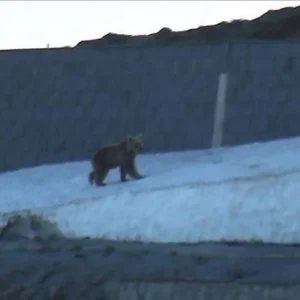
[136, 133, 143, 140]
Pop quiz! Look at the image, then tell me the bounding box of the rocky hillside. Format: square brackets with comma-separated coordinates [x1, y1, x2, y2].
[75, 5, 300, 48]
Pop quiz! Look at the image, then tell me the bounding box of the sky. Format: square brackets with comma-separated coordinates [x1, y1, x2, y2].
[0, 1, 300, 50]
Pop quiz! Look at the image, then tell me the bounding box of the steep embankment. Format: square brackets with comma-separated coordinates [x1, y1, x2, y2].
[75, 5, 300, 49]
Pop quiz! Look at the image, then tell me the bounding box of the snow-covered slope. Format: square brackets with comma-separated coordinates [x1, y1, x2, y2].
[1, 137, 300, 244]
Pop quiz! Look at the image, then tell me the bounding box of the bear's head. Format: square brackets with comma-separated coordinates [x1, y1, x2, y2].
[126, 134, 144, 153]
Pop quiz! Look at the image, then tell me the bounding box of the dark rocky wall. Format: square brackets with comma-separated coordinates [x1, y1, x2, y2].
[0, 41, 299, 172]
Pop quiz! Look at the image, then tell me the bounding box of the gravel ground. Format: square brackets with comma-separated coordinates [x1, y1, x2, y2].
[1, 214, 300, 299]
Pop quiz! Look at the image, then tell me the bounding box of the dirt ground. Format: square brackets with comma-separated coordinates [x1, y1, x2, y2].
[1, 236, 300, 299]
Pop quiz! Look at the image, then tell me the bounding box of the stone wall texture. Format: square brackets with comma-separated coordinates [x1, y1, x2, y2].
[1, 41, 300, 172]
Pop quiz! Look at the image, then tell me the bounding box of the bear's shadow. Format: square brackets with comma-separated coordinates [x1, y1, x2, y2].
[93, 176, 147, 188]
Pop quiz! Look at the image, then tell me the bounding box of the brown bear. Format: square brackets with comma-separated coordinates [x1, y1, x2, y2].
[88, 134, 145, 186]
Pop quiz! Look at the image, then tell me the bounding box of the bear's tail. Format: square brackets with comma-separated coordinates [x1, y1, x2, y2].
[88, 171, 94, 185]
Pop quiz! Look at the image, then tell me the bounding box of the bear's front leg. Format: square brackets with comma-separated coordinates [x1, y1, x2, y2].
[120, 166, 128, 182]
[128, 163, 145, 180]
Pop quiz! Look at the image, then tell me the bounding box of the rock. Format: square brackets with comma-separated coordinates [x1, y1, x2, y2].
[0, 214, 65, 241]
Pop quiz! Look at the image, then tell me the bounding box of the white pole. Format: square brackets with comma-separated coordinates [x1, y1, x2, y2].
[212, 73, 228, 148]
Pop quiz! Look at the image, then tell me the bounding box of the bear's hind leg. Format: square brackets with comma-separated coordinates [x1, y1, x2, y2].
[95, 166, 109, 186]
[88, 171, 94, 184]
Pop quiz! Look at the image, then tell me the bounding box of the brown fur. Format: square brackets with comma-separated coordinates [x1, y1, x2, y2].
[89, 134, 145, 186]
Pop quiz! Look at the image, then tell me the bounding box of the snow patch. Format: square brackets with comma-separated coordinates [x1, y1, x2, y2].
[1, 136, 300, 243]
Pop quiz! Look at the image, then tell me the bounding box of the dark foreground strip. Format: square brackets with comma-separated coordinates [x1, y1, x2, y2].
[0, 237, 300, 299]
[1, 214, 300, 299]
